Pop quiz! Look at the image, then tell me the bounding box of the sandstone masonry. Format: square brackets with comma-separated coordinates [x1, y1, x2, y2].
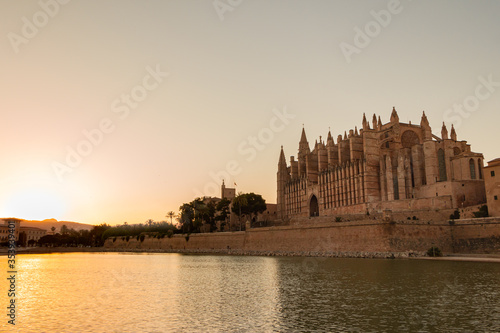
[277, 108, 486, 221]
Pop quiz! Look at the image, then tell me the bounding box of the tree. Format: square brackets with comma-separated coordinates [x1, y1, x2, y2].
[60, 224, 69, 235]
[69, 228, 79, 238]
[101, 221, 177, 240]
[51, 226, 56, 233]
[204, 200, 217, 232]
[89, 223, 111, 247]
[191, 198, 209, 232]
[473, 205, 489, 218]
[166, 211, 176, 225]
[215, 198, 231, 231]
[178, 198, 216, 233]
[231, 193, 267, 230]
[146, 219, 154, 227]
[179, 202, 195, 234]
[232, 193, 247, 231]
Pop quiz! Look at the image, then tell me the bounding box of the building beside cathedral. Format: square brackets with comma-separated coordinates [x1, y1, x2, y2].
[277, 108, 487, 220]
[484, 158, 500, 217]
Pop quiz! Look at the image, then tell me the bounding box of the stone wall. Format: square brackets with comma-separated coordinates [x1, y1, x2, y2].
[105, 218, 500, 256]
[106, 231, 246, 251]
[450, 218, 500, 253]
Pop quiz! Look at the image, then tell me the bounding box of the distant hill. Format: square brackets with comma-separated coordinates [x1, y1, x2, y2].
[1, 218, 94, 232]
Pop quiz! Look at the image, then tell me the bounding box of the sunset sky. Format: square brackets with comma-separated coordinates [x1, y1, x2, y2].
[1, 0, 499, 225]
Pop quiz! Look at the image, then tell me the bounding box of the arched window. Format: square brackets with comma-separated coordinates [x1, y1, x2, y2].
[438, 149, 447, 181]
[309, 195, 319, 217]
[478, 159, 483, 179]
[401, 130, 420, 148]
[469, 159, 476, 179]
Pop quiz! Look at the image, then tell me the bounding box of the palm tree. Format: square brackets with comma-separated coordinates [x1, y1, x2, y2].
[232, 193, 248, 231]
[166, 211, 176, 224]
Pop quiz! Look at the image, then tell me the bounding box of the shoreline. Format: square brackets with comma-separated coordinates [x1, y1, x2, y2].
[2, 246, 500, 262]
[0, 247, 106, 255]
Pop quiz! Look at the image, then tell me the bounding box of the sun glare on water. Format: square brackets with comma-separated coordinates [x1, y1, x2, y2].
[2, 188, 66, 221]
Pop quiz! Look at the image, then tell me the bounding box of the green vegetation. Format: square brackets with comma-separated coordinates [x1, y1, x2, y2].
[166, 211, 177, 224]
[101, 220, 177, 240]
[34, 223, 110, 247]
[32, 220, 180, 248]
[427, 247, 442, 257]
[176, 192, 267, 232]
[231, 193, 267, 231]
[178, 198, 212, 234]
[335, 217, 342, 222]
[215, 198, 231, 231]
[231, 193, 266, 219]
[60, 224, 69, 235]
[449, 210, 460, 220]
[472, 205, 489, 218]
[12, 191, 270, 248]
[178, 196, 236, 233]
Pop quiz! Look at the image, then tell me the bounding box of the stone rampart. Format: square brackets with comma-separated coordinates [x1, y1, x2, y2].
[105, 218, 500, 256]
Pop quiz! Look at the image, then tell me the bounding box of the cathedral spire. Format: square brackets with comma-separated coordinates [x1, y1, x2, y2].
[420, 111, 429, 127]
[278, 145, 287, 169]
[390, 107, 399, 123]
[378, 116, 382, 130]
[299, 127, 310, 154]
[327, 129, 334, 146]
[362, 113, 368, 130]
[450, 124, 457, 141]
[420, 111, 432, 141]
[354, 126, 359, 136]
[300, 126, 308, 144]
[372, 114, 377, 129]
[441, 122, 449, 140]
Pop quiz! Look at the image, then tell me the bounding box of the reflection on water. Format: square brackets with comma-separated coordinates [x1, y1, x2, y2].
[274, 258, 500, 332]
[1, 253, 499, 332]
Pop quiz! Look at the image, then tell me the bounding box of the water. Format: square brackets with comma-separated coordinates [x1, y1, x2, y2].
[1, 253, 499, 332]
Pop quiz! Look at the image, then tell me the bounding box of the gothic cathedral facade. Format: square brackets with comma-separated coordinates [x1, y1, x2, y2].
[277, 108, 486, 220]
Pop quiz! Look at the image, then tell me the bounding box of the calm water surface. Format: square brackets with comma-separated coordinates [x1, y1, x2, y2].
[1, 253, 499, 332]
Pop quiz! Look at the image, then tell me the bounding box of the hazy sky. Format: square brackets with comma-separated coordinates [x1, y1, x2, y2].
[1, 0, 499, 225]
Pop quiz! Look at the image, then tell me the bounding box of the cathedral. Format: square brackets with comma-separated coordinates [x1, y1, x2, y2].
[277, 108, 486, 220]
